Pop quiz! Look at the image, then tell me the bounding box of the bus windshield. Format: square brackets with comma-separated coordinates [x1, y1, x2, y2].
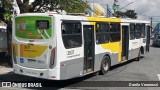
[15, 16, 52, 39]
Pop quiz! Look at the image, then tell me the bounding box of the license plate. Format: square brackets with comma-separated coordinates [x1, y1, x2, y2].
[26, 71, 37, 75]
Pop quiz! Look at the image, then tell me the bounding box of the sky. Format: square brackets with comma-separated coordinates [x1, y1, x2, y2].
[85, 0, 160, 21]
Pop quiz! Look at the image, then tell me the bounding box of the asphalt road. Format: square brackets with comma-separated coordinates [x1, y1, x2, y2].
[0, 46, 160, 90]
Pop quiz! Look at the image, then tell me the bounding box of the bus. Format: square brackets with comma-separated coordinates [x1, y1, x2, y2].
[152, 22, 160, 47]
[12, 13, 150, 80]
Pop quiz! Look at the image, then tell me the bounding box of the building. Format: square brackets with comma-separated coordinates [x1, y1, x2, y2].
[85, 0, 113, 17]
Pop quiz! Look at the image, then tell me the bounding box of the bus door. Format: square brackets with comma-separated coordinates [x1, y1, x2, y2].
[122, 25, 129, 60]
[146, 26, 150, 52]
[83, 25, 95, 74]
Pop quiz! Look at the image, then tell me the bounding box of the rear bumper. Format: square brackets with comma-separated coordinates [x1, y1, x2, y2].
[13, 64, 60, 80]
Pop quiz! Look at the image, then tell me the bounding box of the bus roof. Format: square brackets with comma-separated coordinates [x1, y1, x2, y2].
[15, 13, 121, 23]
[121, 18, 150, 23]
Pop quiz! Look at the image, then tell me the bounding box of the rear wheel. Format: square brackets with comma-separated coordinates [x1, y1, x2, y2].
[99, 56, 110, 75]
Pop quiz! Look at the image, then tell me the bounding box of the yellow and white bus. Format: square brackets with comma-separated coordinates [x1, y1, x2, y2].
[12, 13, 150, 80]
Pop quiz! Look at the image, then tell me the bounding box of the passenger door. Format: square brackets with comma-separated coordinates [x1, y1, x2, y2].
[83, 25, 95, 74]
[122, 26, 129, 60]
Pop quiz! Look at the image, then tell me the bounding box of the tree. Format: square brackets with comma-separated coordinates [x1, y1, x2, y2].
[16, 0, 86, 13]
[0, 0, 13, 22]
[115, 11, 125, 18]
[125, 10, 137, 19]
[115, 10, 137, 19]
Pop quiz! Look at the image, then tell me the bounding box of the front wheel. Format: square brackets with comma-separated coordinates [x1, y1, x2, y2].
[99, 56, 110, 75]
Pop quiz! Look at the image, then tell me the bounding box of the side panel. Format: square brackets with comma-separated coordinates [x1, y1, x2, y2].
[128, 48, 140, 60]
[60, 58, 83, 80]
[128, 39, 140, 60]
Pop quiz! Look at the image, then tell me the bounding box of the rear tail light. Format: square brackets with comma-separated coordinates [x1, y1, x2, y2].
[12, 45, 17, 64]
[50, 47, 56, 69]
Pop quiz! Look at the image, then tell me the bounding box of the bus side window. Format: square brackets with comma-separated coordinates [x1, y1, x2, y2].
[135, 23, 141, 39]
[110, 23, 120, 42]
[141, 23, 146, 38]
[130, 23, 135, 40]
[61, 21, 82, 49]
[96, 22, 109, 44]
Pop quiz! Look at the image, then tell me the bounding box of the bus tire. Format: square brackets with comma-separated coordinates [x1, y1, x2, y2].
[99, 56, 110, 75]
[136, 50, 141, 61]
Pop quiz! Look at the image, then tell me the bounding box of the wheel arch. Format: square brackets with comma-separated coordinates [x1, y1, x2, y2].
[104, 54, 111, 65]
[99, 54, 111, 75]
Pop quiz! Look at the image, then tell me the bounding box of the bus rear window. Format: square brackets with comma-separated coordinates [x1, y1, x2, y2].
[15, 16, 52, 39]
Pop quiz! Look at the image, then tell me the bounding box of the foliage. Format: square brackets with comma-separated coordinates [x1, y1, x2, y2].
[125, 10, 137, 19]
[0, 0, 13, 23]
[115, 10, 137, 19]
[16, 0, 86, 13]
[0, 0, 87, 22]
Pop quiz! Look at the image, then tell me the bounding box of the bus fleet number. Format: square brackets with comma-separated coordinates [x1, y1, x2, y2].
[24, 45, 30, 49]
[67, 50, 74, 55]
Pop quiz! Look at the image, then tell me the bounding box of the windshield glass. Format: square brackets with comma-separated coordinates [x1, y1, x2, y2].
[15, 16, 52, 39]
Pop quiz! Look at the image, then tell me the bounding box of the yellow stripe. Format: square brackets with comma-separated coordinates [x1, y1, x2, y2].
[87, 17, 122, 62]
[87, 17, 121, 22]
